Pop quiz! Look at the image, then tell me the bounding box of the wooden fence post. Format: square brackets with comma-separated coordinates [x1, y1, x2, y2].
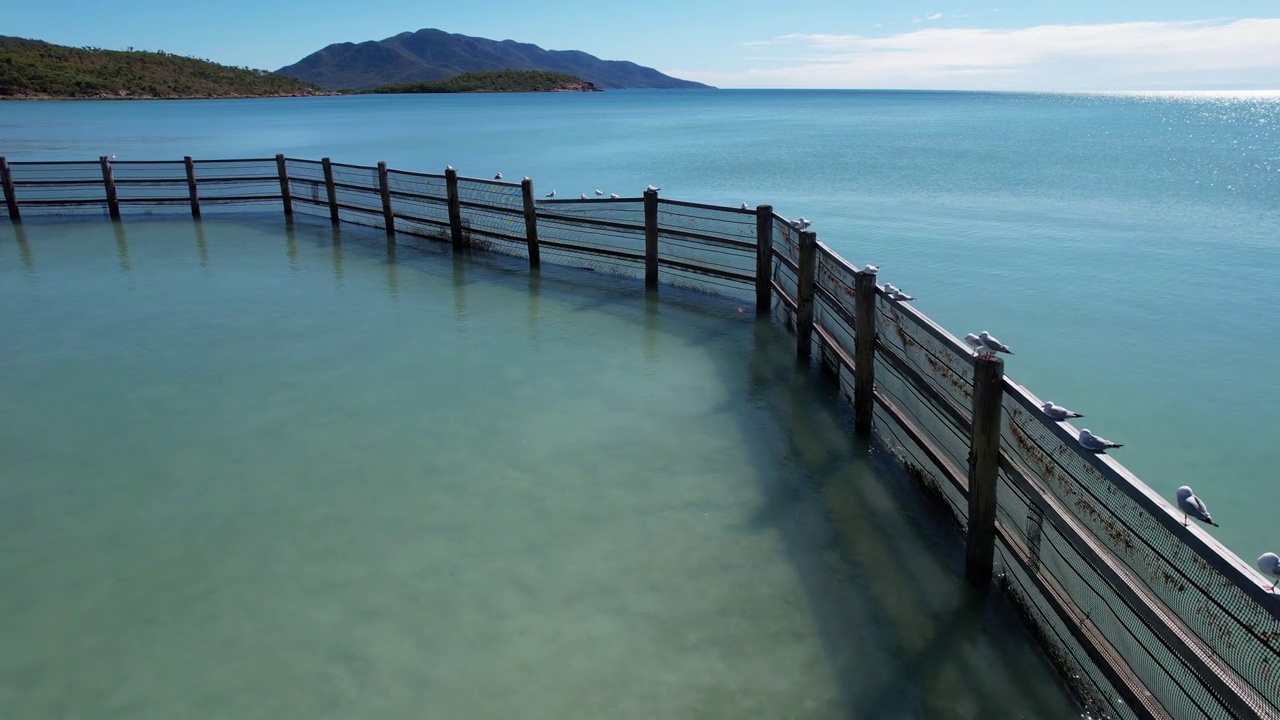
[853, 270, 878, 436]
[755, 204, 773, 315]
[321, 157, 339, 225]
[100, 155, 120, 220]
[184, 156, 200, 219]
[966, 355, 1004, 588]
[644, 189, 659, 288]
[795, 230, 817, 359]
[446, 166, 463, 248]
[378, 161, 394, 236]
[275, 154, 292, 217]
[0, 157, 19, 223]
[521, 177, 540, 268]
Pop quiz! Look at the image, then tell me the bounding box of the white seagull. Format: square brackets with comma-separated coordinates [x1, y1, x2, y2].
[446, 165, 455, 172]
[494, 172, 503, 180]
[610, 193, 621, 199]
[1078, 428, 1122, 453]
[545, 190, 556, 198]
[740, 202, 750, 210]
[862, 264, 879, 274]
[1176, 486, 1218, 527]
[1257, 553, 1280, 592]
[888, 289, 914, 302]
[646, 184, 660, 192]
[977, 330, 1012, 356]
[883, 283, 898, 294]
[580, 193, 589, 200]
[594, 189, 604, 198]
[1041, 402, 1083, 421]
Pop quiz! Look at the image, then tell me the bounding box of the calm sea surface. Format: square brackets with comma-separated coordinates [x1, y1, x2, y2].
[2, 89, 1278, 713]
[0, 216, 1075, 718]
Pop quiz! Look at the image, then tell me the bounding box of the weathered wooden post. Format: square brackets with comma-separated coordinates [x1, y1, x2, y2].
[0, 157, 19, 223]
[275, 154, 292, 217]
[445, 166, 463, 248]
[100, 155, 120, 220]
[644, 188, 659, 288]
[521, 177, 540, 268]
[321, 157, 339, 225]
[795, 230, 817, 359]
[183, 156, 200, 219]
[965, 355, 1004, 588]
[755, 204, 773, 316]
[377, 161, 394, 236]
[853, 270, 878, 436]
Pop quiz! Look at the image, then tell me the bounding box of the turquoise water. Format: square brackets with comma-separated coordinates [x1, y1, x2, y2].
[0, 216, 1076, 718]
[4, 91, 1278, 560]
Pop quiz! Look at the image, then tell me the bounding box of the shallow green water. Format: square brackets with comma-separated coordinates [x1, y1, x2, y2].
[0, 217, 1077, 718]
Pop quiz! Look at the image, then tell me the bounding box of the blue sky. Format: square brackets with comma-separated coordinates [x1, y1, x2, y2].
[6, 1, 1279, 90]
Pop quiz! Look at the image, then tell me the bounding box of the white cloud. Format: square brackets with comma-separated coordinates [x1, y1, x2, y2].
[927, 12, 943, 20]
[676, 18, 1280, 90]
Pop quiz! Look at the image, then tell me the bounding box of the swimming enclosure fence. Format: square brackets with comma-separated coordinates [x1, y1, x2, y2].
[3, 154, 1277, 719]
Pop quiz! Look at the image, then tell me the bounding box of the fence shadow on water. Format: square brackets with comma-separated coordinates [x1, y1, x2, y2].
[4, 154, 1278, 719]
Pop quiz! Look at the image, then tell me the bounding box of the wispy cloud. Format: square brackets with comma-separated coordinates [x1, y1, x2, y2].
[927, 12, 943, 20]
[678, 18, 1280, 91]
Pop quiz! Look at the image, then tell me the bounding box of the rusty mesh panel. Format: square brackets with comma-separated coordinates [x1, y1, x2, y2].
[770, 215, 800, 316]
[284, 159, 326, 213]
[453, 180, 528, 258]
[110, 160, 188, 202]
[1002, 392, 1280, 716]
[772, 214, 800, 267]
[189, 160, 280, 204]
[655, 202, 755, 298]
[874, 299, 974, 478]
[814, 245, 858, 367]
[995, 543, 1139, 720]
[871, 403, 969, 527]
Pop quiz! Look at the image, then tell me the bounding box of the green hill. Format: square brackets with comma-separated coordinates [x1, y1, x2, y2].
[367, 70, 600, 94]
[0, 36, 325, 99]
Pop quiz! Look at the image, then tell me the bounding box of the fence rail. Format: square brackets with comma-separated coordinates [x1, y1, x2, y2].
[3, 153, 1277, 719]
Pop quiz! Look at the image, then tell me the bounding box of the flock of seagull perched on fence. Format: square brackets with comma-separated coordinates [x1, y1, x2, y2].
[856, 263, 1280, 593]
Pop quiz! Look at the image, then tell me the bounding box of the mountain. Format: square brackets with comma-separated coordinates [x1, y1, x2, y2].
[0, 36, 324, 99]
[276, 29, 711, 91]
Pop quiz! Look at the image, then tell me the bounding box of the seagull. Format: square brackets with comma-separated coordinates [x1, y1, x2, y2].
[977, 330, 1012, 356]
[610, 193, 620, 199]
[1176, 486, 1218, 527]
[883, 283, 898, 294]
[580, 193, 589, 200]
[545, 190, 556, 198]
[1041, 402, 1083, 421]
[494, 172, 503, 180]
[861, 264, 879, 274]
[741, 202, 750, 210]
[446, 165, 455, 172]
[595, 189, 604, 198]
[1258, 553, 1280, 592]
[888, 289, 914, 302]
[1078, 428, 1123, 453]
[646, 184, 660, 192]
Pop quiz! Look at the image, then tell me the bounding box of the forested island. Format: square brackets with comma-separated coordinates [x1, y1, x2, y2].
[366, 71, 599, 94]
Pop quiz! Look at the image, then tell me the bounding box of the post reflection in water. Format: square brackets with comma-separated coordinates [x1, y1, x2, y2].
[451, 249, 467, 324]
[13, 222, 35, 277]
[193, 220, 209, 269]
[384, 240, 399, 300]
[112, 220, 131, 272]
[642, 287, 660, 373]
[284, 217, 299, 272]
[526, 269, 542, 349]
[330, 225, 343, 286]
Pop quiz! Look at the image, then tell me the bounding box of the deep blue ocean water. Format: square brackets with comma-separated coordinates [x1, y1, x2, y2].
[4, 90, 1277, 559]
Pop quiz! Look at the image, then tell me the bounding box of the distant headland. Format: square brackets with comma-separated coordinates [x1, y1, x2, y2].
[276, 28, 711, 92]
[365, 71, 600, 94]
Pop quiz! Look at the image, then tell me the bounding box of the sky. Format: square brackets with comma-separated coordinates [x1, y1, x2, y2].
[5, 1, 1279, 91]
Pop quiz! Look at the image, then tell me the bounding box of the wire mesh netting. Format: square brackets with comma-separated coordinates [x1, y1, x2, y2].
[455, 178, 528, 257]
[655, 200, 756, 298]
[6, 162, 108, 208]
[189, 159, 280, 206]
[111, 161, 190, 204]
[1001, 388, 1280, 718]
[384, 170, 451, 241]
[534, 199, 646, 280]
